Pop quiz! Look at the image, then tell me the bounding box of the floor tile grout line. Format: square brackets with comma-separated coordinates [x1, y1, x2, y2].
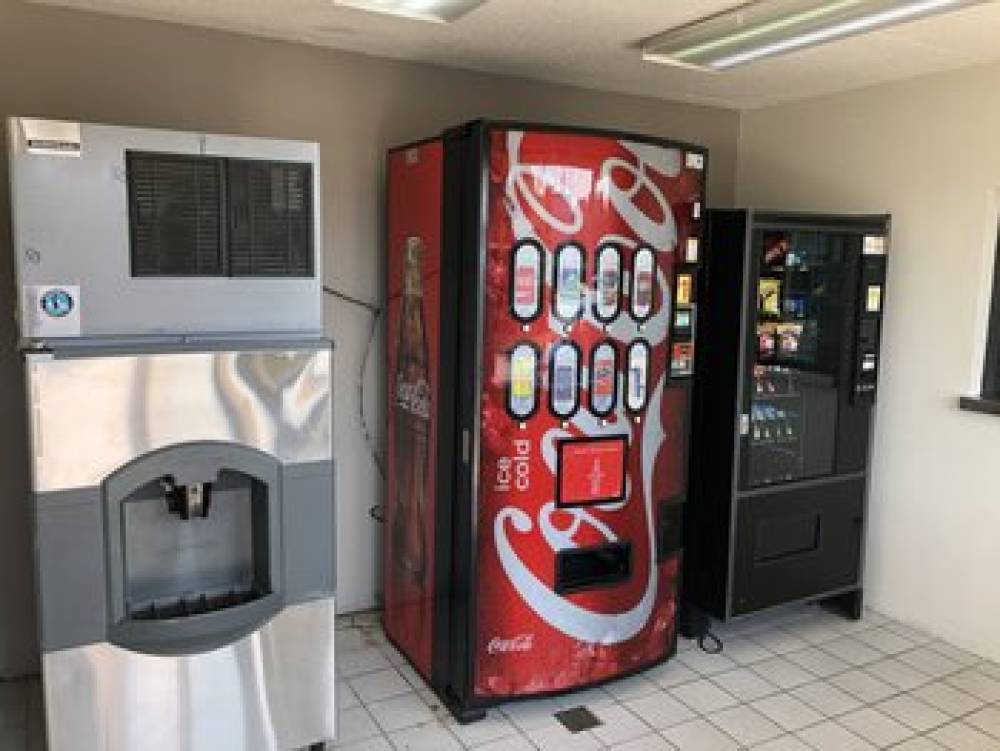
[331, 612, 1000, 751]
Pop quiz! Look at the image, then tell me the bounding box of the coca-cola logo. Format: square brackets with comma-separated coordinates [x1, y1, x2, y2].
[396, 377, 430, 420]
[487, 633, 534, 654]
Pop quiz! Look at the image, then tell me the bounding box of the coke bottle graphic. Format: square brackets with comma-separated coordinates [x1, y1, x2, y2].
[393, 236, 430, 587]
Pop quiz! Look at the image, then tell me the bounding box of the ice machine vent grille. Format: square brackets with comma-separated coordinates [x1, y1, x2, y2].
[228, 161, 314, 277]
[128, 153, 224, 276]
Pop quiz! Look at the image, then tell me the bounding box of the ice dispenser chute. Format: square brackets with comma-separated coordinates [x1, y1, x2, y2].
[104, 442, 283, 654]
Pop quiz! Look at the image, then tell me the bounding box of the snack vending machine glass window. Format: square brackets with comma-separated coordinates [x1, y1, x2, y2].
[384, 121, 706, 721]
[685, 210, 889, 621]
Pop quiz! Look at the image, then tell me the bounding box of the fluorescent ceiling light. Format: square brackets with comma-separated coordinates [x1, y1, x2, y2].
[642, 0, 992, 70]
[332, 0, 488, 23]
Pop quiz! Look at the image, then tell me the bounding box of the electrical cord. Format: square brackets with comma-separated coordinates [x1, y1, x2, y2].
[322, 284, 380, 314]
[322, 285, 386, 523]
[679, 602, 725, 655]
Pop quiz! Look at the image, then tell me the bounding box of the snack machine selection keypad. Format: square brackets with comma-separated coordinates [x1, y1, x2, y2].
[505, 240, 698, 422]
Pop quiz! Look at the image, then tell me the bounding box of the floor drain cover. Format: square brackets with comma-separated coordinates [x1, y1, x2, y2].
[554, 706, 602, 733]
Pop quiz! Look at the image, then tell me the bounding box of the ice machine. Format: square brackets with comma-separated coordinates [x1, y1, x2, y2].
[7, 117, 336, 751]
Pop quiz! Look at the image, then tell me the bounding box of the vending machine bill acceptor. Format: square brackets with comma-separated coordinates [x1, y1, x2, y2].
[384, 121, 707, 720]
[7, 118, 336, 751]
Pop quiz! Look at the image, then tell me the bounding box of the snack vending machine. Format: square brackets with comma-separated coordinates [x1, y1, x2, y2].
[685, 210, 889, 622]
[385, 121, 707, 720]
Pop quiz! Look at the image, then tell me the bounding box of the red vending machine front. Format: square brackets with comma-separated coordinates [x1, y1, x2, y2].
[385, 138, 443, 681]
[385, 122, 706, 721]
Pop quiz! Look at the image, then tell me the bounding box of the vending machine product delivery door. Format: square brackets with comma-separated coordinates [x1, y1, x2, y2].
[384, 121, 707, 720]
[685, 210, 889, 621]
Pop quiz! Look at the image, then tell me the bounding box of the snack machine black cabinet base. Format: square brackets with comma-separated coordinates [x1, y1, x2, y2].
[685, 210, 889, 621]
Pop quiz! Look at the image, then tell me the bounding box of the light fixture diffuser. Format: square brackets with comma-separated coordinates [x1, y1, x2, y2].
[642, 0, 991, 70]
[332, 0, 488, 23]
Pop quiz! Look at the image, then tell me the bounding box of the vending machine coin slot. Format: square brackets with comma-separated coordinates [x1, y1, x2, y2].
[549, 341, 582, 418]
[593, 244, 622, 323]
[507, 342, 541, 420]
[630, 247, 656, 322]
[588, 342, 619, 417]
[553, 243, 585, 322]
[510, 240, 545, 323]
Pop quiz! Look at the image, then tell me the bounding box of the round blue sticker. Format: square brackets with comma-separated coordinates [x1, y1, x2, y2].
[40, 288, 74, 318]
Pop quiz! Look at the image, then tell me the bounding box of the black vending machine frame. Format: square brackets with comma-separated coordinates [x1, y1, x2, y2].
[685, 210, 889, 623]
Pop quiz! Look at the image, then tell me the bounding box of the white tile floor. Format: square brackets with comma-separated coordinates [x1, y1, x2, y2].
[2, 604, 999, 750]
[330, 605, 1000, 751]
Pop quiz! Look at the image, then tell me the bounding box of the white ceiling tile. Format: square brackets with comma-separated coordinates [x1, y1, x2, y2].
[26, 0, 1000, 108]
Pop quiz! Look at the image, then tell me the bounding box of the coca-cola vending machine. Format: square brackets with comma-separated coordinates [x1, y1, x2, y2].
[385, 121, 706, 720]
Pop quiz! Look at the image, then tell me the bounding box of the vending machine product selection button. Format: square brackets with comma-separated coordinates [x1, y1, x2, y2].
[507, 342, 540, 420]
[549, 341, 582, 418]
[510, 240, 545, 323]
[625, 340, 651, 412]
[589, 341, 618, 417]
[553, 243, 585, 322]
[630, 247, 655, 322]
[593, 244, 622, 323]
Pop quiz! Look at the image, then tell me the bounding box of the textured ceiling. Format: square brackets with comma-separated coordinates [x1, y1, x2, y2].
[26, 0, 1000, 108]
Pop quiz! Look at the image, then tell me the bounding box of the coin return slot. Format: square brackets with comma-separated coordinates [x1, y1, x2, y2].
[555, 542, 632, 595]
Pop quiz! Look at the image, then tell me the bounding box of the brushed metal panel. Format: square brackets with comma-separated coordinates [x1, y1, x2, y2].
[26, 348, 332, 493]
[7, 118, 322, 341]
[43, 597, 336, 751]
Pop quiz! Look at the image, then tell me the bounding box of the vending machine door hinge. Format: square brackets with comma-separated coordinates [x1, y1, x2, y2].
[739, 413, 750, 436]
[462, 429, 471, 464]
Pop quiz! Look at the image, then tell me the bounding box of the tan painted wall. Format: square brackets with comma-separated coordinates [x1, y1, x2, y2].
[0, 0, 739, 676]
[738, 61, 1000, 662]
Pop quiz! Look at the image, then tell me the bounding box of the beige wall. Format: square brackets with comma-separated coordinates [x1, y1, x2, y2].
[739, 61, 1000, 662]
[0, 0, 739, 676]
